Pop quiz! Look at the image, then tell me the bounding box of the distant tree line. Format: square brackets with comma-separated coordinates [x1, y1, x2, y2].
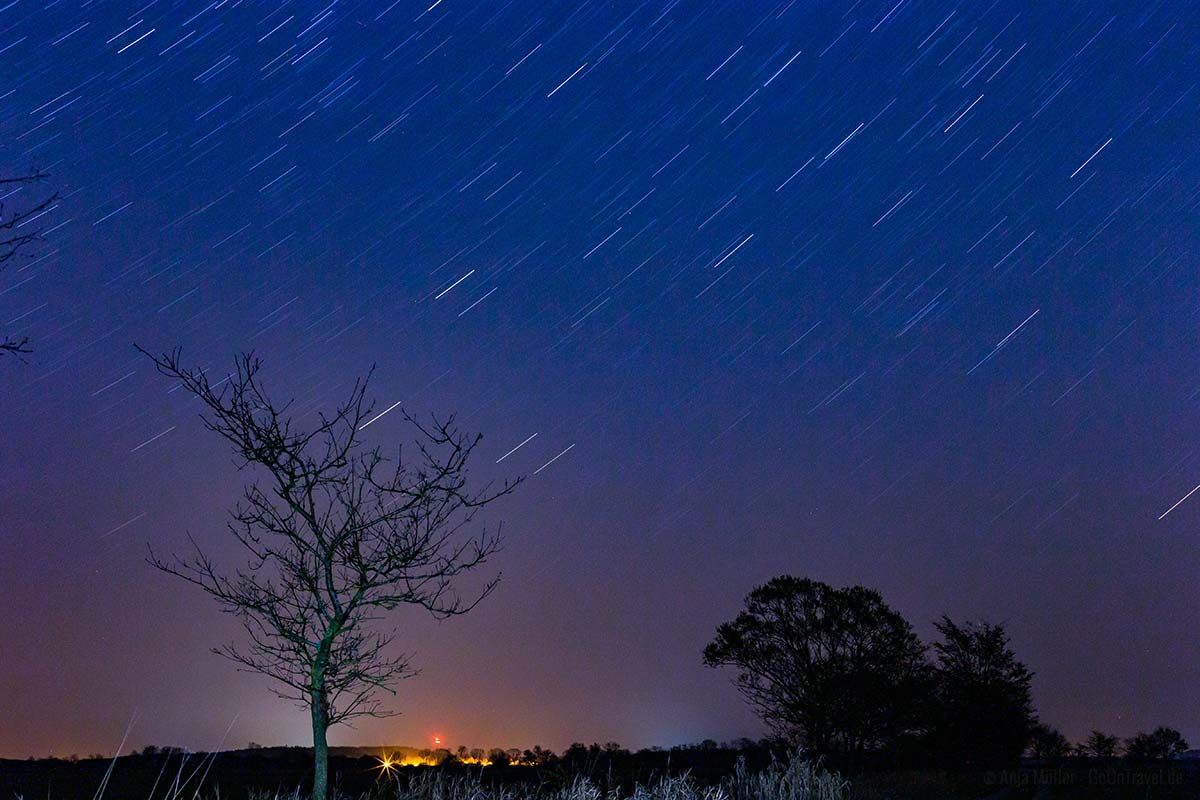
[64, 731, 1190, 773]
[703, 575, 1191, 772]
[377, 729, 1193, 789]
[31, 732, 1192, 800]
[376, 739, 794, 790]
[1029, 724, 1189, 763]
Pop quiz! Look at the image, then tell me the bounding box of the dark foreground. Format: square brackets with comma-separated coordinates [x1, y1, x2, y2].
[2, 746, 1197, 800]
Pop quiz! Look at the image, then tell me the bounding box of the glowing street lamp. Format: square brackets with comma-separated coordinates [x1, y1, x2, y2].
[374, 754, 399, 780]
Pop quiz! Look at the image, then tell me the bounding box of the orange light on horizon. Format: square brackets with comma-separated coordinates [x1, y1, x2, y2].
[372, 745, 498, 770]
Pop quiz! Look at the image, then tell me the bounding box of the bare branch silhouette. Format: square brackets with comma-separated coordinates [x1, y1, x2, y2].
[1, 170, 57, 356]
[139, 345, 519, 800]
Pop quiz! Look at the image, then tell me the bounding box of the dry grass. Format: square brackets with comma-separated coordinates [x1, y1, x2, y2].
[56, 747, 846, 800]
[237, 751, 849, 800]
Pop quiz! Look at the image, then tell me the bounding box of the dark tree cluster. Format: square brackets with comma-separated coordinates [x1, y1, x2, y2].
[704, 576, 1036, 770]
[1124, 727, 1191, 763]
[705, 576, 1194, 773]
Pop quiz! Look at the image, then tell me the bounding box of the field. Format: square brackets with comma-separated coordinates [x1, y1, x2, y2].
[2, 746, 1197, 800]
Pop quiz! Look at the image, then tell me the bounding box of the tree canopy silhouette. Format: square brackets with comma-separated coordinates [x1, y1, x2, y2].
[1028, 722, 1071, 762]
[141, 346, 517, 800]
[927, 617, 1035, 769]
[1125, 727, 1189, 763]
[1081, 730, 1121, 759]
[703, 576, 928, 764]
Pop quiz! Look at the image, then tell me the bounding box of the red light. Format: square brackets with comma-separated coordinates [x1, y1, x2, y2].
[433, 736, 442, 746]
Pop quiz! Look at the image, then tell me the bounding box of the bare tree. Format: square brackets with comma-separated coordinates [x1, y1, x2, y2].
[1, 171, 58, 356]
[140, 347, 518, 800]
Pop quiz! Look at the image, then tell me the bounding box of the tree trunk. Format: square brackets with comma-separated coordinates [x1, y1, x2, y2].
[311, 689, 330, 800]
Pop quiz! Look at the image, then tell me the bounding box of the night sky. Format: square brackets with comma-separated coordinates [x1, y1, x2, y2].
[1, 0, 1198, 760]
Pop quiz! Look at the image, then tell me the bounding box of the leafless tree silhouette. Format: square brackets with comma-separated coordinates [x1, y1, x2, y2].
[140, 346, 518, 800]
[1, 171, 58, 356]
